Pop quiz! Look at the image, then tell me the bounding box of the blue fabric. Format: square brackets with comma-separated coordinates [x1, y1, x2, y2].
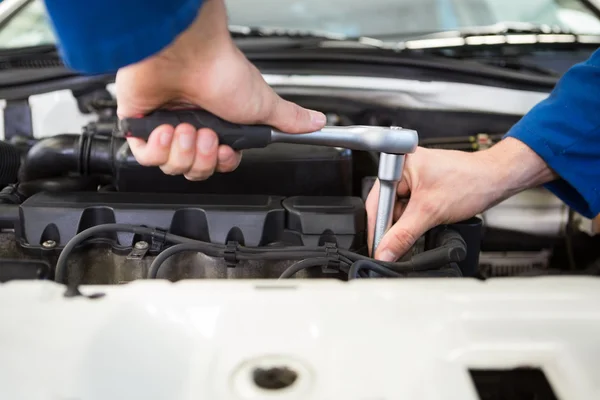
[43, 0, 204, 74]
[505, 48, 600, 218]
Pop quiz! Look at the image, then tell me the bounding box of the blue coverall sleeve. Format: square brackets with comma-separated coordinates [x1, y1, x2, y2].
[43, 0, 204, 75]
[505, 49, 600, 218]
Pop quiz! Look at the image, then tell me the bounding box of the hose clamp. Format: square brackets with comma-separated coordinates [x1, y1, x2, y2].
[324, 242, 341, 273]
[149, 227, 168, 253]
[224, 241, 239, 268]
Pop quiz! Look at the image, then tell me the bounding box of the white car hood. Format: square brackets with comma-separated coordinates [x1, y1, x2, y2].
[1, 277, 599, 399]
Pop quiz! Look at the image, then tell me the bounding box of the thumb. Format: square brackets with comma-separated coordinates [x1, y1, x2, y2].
[374, 198, 434, 262]
[264, 95, 327, 134]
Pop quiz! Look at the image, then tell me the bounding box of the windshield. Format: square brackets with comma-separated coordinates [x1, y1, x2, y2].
[1, 0, 600, 50]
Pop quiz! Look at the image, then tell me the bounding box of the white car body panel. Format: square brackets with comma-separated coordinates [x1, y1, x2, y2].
[1, 77, 550, 139]
[1, 278, 599, 399]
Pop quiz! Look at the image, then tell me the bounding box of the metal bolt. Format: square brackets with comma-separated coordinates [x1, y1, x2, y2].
[42, 240, 56, 249]
[134, 241, 149, 250]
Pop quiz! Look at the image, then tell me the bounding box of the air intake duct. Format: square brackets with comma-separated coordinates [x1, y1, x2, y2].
[0, 141, 21, 186]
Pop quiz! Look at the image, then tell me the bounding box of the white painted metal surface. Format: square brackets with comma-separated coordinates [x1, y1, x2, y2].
[483, 187, 571, 237]
[262, 74, 549, 115]
[1, 75, 549, 139]
[27, 89, 97, 138]
[1, 278, 599, 400]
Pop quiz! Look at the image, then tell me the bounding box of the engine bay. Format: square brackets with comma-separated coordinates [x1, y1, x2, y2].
[1, 88, 599, 289]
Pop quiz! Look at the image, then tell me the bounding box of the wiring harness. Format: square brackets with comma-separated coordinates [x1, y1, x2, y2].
[54, 223, 468, 288]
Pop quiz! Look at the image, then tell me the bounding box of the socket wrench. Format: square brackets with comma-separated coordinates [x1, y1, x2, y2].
[118, 109, 419, 255]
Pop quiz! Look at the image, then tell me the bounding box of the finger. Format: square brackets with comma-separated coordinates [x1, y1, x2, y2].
[397, 179, 410, 198]
[127, 124, 174, 166]
[216, 145, 242, 173]
[183, 128, 219, 181]
[365, 179, 380, 256]
[264, 95, 327, 134]
[160, 123, 196, 175]
[374, 198, 437, 262]
[394, 200, 407, 221]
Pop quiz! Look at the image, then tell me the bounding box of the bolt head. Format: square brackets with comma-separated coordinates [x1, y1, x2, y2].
[134, 241, 149, 250]
[42, 240, 56, 249]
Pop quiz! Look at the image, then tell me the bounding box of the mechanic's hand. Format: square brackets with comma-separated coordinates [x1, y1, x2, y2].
[115, 0, 326, 181]
[366, 138, 557, 261]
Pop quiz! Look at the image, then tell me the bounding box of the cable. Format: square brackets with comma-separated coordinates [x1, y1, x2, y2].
[278, 258, 330, 279]
[240, 245, 324, 254]
[348, 259, 403, 280]
[55, 223, 468, 285]
[54, 223, 225, 284]
[149, 247, 328, 279]
[148, 243, 223, 279]
[236, 251, 326, 261]
[339, 249, 447, 273]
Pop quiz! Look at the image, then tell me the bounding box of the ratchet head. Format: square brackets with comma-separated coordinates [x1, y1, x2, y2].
[338, 126, 419, 155]
[271, 125, 418, 154]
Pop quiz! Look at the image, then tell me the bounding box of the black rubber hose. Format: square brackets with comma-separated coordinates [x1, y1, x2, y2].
[0, 141, 21, 186]
[339, 229, 467, 273]
[339, 250, 449, 272]
[348, 259, 403, 280]
[0, 184, 26, 204]
[54, 223, 225, 284]
[236, 251, 326, 261]
[56, 223, 468, 284]
[19, 134, 114, 182]
[18, 176, 108, 197]
[148, 243, 224, 279]
[278, 258, 330, 279]
[19, 135, 79, 181]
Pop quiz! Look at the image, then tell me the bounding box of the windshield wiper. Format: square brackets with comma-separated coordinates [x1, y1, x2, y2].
[0, 44, 57, 57]
[229, 25, 389, 50]
[437, 21, 574, 36]
[399, 21, 600, 50]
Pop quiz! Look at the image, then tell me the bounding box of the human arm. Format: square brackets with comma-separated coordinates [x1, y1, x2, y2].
[367, 49, 600, 261]
[43, 0, 326, 179]
[366, 138, 557, 261]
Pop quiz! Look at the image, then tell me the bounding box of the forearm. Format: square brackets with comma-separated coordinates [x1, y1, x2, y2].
[43, 0, 204, 74]
[481, 137, 558, 207]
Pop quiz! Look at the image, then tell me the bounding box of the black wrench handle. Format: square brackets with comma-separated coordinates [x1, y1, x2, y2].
[117, 109, 273, 151]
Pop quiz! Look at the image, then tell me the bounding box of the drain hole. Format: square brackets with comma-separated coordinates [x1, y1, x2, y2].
[253, 366, 298, 390]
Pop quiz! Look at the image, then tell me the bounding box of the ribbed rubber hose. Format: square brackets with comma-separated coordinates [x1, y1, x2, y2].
[0, 141, 21, 186]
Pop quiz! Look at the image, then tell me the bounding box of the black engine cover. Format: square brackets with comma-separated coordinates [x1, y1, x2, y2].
[114, 143, 353, 196]
[15, 192, 366, 251]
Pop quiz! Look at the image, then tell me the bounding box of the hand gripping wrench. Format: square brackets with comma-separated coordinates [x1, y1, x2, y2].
[117, 109, 418, 256]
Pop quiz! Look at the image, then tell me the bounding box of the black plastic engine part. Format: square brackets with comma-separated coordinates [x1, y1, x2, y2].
[0, 184, 26, 205]
[426, 216, 483, 276]
[18, 134, 113, 182]
[0, 141, 21, 186]
[15, 192, 366, 252]
[282, 196, 365, 247]
[0, 203, 18, 230]
[19, 134, 353, 197]
[114, 143, 352, 196]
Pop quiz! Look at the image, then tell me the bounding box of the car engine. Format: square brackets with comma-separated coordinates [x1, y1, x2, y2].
[1, 89, 598, 289]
